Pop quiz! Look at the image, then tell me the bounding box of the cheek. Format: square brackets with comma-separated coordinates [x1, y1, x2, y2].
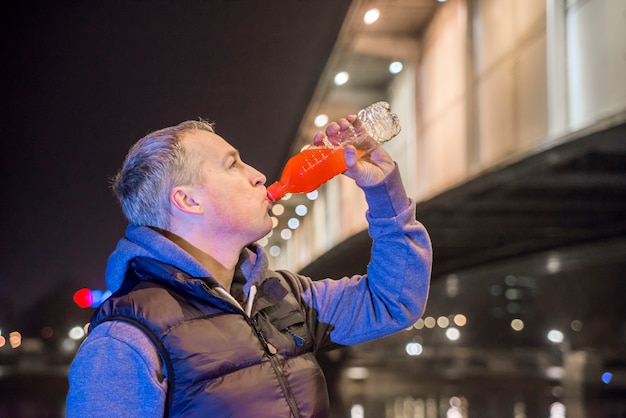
[213, 196, 253, 222]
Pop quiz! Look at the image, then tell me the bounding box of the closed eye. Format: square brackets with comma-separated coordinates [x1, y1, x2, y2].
[225, 150, 242, 169]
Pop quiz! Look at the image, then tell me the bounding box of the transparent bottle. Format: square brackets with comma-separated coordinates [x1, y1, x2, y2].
[266, 101, 401, 202]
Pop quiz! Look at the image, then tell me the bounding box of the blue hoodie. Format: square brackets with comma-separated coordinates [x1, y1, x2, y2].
[66, 166, 432, 417]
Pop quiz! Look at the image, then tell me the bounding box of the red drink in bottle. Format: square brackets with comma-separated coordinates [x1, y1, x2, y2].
[266, 101, 401, 202]
[266, 147, 348, 202]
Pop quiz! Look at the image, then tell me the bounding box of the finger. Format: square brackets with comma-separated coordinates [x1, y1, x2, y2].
[341, 116, 359, 131]
[338, 118, 352, 130]
[313, 131, 325, 146]
[350, 114, 363, 128]
[325, 121, 341, 136]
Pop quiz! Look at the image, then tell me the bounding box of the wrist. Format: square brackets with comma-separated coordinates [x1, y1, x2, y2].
[363, 164, 410, 218]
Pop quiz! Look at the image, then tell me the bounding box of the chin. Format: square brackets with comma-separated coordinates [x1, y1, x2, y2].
[261, 224, 273, 237]
[249, 223, 273, 244]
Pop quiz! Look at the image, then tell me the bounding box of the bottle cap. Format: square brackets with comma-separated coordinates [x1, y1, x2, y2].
[266, 182, 284, 202]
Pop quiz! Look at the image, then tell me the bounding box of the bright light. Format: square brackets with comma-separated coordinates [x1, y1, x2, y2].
[257, 237, 268, 247]
[314, 114, 329, 127]
[549, 402, 566, 418]
[306, 190, 318, 200]
[0, 336, 5, 348]
[447, 408, 462, 418]
[295, 204, 308, 216]
[547, 255, 561, 273]
[91, 290, 104, 304]
[413, 318, 424, 329]
[547, 329, 564, 343]
[406, 341, 423, 356]
[445, 328, 460, 341]
[389, 61, 403, 74]
[69, 326, 85, 340]
[9, 331, 22, 349]
[511, 318, 524, 331]
[437, 316, 449, 328]
[602, 372, 613, 384]
[546, 366, 565, 379]
[271, 216, 279, 228]
[351, 403, 365, 418]
[453, 314, 467, 326]
[334, 71, 349, 86]
[73, 288, 110, 308]
[269, 245, 281, 257]
[271, 203, 285, 216]
[287, 218, 300, 229]
[73, 288, 93, 308]
[423, 316, 436, 328]
[280, 229, 292, 240]
[346, 367, 369, 380]
[363, 8, 380, 24]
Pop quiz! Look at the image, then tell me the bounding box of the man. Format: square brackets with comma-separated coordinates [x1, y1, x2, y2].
[66, 114, 432, 417]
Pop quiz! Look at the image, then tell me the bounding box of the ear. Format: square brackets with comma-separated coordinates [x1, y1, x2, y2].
[170, 186, 204, 215]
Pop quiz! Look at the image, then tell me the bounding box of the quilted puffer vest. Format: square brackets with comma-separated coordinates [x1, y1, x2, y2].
[90, 256, 330, 418]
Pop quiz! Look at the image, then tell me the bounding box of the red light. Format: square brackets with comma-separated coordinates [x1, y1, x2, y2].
[73, 288, 93, 308]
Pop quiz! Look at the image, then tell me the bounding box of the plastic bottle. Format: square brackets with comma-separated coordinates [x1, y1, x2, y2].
[266, 101, 401, 202]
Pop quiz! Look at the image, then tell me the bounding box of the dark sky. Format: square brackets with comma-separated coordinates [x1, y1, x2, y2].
[0, 0, 350, 315]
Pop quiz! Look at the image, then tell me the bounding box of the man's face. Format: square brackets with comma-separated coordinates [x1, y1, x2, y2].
[181, 130, 273, 247]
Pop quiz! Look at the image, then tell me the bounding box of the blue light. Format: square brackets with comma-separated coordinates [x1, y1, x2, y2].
[89, 290, 104, 308]
[602, 372, 613, 384]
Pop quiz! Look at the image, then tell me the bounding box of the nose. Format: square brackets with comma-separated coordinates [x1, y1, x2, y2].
[247, 164, 266, 186]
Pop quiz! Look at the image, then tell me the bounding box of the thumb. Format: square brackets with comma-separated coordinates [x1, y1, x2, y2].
[343, 146, 359, 168]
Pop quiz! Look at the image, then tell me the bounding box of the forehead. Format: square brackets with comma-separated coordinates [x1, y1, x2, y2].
[181, 129, 235, 161]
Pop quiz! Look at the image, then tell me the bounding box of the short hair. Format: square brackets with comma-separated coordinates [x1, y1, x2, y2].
[112, 120, 215, 229]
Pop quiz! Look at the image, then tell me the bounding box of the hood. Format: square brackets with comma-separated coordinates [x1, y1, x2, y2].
[105, 225, 269, 293]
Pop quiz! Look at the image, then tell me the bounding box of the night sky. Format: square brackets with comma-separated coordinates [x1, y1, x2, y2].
[0, 1, 350, 317]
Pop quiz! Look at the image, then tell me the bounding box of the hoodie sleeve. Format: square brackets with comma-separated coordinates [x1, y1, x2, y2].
[299, 164, 432, 348]
[66, 321, 167, 417]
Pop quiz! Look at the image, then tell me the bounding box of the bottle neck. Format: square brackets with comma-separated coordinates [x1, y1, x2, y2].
[267, 181, 284, 202]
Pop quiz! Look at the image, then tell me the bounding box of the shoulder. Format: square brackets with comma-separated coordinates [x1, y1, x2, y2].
[67, 320, 167, 417]
[77, 320, 164, 381]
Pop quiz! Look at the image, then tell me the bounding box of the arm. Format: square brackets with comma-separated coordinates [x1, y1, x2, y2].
[301, 115, 432, 347]
[66, 321, 167, 418]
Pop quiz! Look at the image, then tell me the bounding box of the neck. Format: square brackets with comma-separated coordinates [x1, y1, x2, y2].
[160, 229, 237, 292]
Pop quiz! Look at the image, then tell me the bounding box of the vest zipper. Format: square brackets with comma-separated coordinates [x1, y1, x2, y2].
[245, 316, 301, 417]
[267, 352, 301, 418]
[206, 282, 301, 417]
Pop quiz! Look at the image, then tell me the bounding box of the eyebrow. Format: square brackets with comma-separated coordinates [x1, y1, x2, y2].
[223, 149, 241, 164]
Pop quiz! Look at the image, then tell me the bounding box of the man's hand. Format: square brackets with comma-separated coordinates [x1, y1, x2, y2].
[313, 114, 395, 187]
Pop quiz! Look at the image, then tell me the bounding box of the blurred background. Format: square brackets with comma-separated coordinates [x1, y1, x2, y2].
[1, 0, 625, 417]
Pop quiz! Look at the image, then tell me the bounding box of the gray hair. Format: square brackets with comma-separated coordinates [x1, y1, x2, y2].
[112, 120, 215, 229]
